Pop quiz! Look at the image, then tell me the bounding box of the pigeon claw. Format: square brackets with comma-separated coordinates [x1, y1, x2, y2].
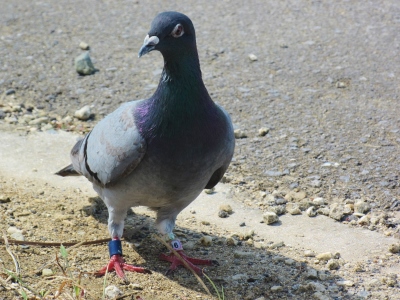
[94, 254, 151, 280]
[159, 250, 217, 275]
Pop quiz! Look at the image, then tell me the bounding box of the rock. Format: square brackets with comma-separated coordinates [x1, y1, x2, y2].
[5, 89, 15, 95]
[326, 259, 340, 270]
[316, 252, 333, 261]
[199, 235, 212, 246]
[201, 220, 210, 225]
[285, 190, 307, 201]
[270, 285, 283, 292]
[234, 129, 247, 139]
[306, 206, 317, 217]
[204, 187, 215, 194]
[218, 210, 229, 218]
[79, 41, 90, 50]
[258, 127, 269, 136]
[312, 197, 325, 206]
[0, 195, 11, 203]
[234, 251, 254, 258]
[388, 243, 400, 253]
[317, 207, 330, 216]
[304, 250, 316, 257]
[306, 268, 318, 279]
[263, 212, 279, 224]
[269, 241, 285, 249]
[354, 201, 371, 214]
[288, 206, 302, 215]
[336, 280, 354, 287]
[41, 123, 54, 131]
[74, 105, 91, 120]
[267, 205, 286, 216]
[75, 51, 96, 75]
[329, 203, 345, 221]
[10, 232, 25, 241]
[248, 54, 258, 61]
[42, 269, 53, 276]
[219, 204, 233, 214]
[29, 117, 49, 125]
[7, 226, 22, 234]
[357, 215, 370, 225]
[226, 237, 238, 246]
[104, 285, 122, 299]
[265, 170, 283, 177]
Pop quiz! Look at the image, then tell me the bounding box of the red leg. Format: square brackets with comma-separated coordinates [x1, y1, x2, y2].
[95, 238, 151, 279]
[160, 249, 218, 275]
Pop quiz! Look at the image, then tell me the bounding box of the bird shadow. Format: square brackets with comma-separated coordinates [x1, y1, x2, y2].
[82, 196, 351, 300]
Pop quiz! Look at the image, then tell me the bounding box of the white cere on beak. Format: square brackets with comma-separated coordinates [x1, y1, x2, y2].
[171, 24, 184, 38]
[144, 34, 159, 46]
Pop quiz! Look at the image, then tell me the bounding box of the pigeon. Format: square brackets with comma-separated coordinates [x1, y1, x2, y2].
[56, 11, 235, 279]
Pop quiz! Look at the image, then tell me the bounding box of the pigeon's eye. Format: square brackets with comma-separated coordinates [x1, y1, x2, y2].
[171, 24, 184, 38]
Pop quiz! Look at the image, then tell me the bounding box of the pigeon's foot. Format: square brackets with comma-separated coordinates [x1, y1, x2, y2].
[159, 250, 218, 275]
[94, 254, 151, 279]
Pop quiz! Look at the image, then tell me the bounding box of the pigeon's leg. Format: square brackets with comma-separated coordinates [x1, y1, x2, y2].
[156, 212, 218, 275]
[95, 208, 151, 279]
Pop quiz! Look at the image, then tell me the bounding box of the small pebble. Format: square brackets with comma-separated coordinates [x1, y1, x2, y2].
[269, 241, 285, 249]
[79, 41, 90, 50]
[239, 222, 246, 227]
[354, 201, 371, 214]
[258, 127, 269, 136]
[75, 51, 96, 75]
[234, 129, 247, 139]
[316, 252, 333, 261]
[199, 235, 212, 246]
[306, 268, 318, 279]
[263, 212, 279, 224]
[201, 220, 210, 225]
[304, 250, 315, 257]
[218, 210, 229, 218]
[270, 285, 283, 292]
[336, 280, 354, 287]
[357, 215, 370, 225]
[0, 195, 11, 203]
[219, 204, 233, 214]
[6, 89, 15, 95]
[326, 259, 340, 270]
[226, 237, 238, 246]
[248, 54, 258, 61]
[204, 187, 215, 194]
[74, 105, 91, 121]
[11, 232, 25, 241]
[313, 197, 325, 206]
[104, 285, 122, 299]
[42, 269, 53, 276]
[388, 243, 400, 253]
[288, 206, 302, 215]
[306, 206, 317, 217]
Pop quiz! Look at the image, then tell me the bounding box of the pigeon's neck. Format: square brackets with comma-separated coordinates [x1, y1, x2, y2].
[136, 52, 216, 140]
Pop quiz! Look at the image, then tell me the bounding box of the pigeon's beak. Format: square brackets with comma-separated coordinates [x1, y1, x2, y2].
[138, 35, 159, 58]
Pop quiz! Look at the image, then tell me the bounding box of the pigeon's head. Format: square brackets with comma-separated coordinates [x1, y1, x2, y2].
[138, 11, 196, 59]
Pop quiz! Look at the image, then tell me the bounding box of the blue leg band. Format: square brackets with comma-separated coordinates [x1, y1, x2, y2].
[108, 239, 123, 257]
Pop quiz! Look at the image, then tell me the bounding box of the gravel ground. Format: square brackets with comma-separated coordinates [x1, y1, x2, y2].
[1, 0, 400, 299]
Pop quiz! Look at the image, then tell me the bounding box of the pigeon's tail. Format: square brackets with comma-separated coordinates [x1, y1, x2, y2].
[55, 164, 80, 177]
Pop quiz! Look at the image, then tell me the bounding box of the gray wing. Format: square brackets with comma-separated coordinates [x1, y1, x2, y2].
[205, 104, 235, 189]
[71, 100, 146, 187]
